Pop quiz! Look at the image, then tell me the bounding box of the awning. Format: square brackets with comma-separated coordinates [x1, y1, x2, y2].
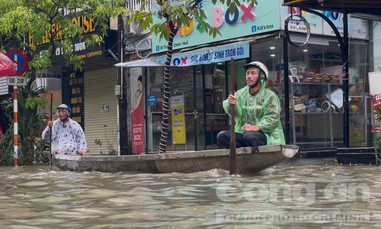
[114, 58, 165, 68]
[0, 52, 17, 77]
[283, 0, 381, 16]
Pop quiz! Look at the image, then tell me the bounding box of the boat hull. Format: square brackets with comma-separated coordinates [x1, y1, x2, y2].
[53, 145, 299, 174]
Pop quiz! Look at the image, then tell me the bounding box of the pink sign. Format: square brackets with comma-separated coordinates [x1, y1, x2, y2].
[131, 74, 145, 154]
[372, 94, 381, 133]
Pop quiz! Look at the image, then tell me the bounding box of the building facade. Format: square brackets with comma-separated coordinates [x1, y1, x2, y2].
[122, 0, 374, 153]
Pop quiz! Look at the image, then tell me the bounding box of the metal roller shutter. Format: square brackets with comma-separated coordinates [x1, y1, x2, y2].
[0, 78, 9, 95]
[84, 68, 118, 154]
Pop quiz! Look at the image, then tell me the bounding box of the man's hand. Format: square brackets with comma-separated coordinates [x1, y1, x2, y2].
[242, 123, 261, 133]
[79, 150, 86, 156]
[47, 121, 53, 128]
[228, 94, 237, 105]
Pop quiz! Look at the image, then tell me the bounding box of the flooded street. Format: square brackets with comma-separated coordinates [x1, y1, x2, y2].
[1, 158, 380, 228]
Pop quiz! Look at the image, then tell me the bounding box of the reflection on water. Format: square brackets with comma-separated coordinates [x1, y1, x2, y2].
[0, 158, 381, 228]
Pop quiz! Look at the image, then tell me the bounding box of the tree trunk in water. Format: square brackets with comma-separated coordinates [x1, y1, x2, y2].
[158, 0, 201, 153]
[159, 27, 178, 153]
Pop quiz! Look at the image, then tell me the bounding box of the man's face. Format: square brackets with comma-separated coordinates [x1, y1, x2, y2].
[245, 66, 260, 87]
[57, 108, 69, 121]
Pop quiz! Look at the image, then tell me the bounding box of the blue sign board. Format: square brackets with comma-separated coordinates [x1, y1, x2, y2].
[147, 94, 157, 107]
[153, 42, 250, 67]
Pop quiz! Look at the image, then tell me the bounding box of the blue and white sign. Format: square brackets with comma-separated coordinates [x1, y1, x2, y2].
[147, 94, 157, 107]
[153, 42, 250, 67]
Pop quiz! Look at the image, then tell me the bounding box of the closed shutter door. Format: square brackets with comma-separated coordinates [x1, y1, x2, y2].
[84, 68, 118, 154]
[0, 78, 9, 95]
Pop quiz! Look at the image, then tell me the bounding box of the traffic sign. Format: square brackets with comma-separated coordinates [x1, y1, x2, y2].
[7, 76, 27, 86]
[5, 50, 28, 76]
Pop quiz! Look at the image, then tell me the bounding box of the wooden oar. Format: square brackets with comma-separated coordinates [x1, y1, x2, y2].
[229, 59, 237, 175]
[49, 92, 53, 169]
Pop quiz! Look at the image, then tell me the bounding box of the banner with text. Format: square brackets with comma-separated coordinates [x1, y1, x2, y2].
[153, 42, 249, 67]
[130, 68, 145, 154]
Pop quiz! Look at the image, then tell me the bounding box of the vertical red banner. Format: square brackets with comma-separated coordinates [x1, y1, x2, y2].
[130, 68, 145, 154]
[372, 94, 381, 133]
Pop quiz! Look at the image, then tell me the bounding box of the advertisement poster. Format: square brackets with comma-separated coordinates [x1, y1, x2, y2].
[372, 94, 381, 133]
[171, 95, 186, 144]
[130, 68, 145, 154]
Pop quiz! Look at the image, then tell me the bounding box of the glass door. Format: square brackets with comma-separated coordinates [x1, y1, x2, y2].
[146, 66, 201, 152]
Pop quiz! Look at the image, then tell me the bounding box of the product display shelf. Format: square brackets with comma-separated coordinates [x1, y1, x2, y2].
[290, 82, 344, 149]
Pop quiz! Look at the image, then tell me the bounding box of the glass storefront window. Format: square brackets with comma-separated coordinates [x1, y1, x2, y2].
[146, 65, 230, 151]
[250, 35, 369, 149]
[143, 34, 369, 152]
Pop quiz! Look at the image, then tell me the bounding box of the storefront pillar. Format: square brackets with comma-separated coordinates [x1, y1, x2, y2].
[283, 34, 291, 144]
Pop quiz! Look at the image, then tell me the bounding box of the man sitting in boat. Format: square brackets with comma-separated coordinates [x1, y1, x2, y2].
[217, 61, 285, 148]
[42, 104, 88, 156]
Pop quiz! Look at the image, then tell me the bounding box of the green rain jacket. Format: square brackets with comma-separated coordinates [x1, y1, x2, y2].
[222, 80, 285, 145]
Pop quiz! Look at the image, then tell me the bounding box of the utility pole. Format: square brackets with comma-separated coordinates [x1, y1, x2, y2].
[117, 14, 128, 155]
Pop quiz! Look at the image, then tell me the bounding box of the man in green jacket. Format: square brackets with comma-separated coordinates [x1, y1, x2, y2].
[217, 61, 285, 148]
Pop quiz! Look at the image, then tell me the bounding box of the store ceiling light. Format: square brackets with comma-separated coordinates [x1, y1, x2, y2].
[270, 46, 276, 50]
[303, 49, 308, 52]
[270, 54, 276, 57]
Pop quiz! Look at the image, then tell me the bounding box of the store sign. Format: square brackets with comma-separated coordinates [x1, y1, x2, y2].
[29, 13, 105, 63]
[282, 7, 368, 40]
[35, 35, 103, 64]
[153, 42, 249, 66]
[152, 0, 280, 53]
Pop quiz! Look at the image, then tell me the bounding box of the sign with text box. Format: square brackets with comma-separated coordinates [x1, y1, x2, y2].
[7, 76, 27, 86]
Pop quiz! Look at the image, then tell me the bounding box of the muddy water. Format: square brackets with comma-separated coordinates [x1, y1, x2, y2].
[0, 158, 380, 228]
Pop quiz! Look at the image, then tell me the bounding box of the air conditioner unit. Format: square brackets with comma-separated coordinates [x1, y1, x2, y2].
[31, 78, 61, 91]
[129, 21, 149, 35]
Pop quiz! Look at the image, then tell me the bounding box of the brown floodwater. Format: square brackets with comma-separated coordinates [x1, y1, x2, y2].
[0, 158, 380, 228]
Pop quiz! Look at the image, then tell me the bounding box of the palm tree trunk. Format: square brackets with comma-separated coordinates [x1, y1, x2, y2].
[159, 26, 178, 154]
[158, 0, 202, 153]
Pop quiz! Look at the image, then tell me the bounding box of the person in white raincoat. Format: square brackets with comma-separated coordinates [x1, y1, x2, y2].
[42, 104, 87, 155]
[217, 61, 285, 148]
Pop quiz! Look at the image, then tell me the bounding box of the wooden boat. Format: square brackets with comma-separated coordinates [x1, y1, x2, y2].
[53, 144, 299, 174]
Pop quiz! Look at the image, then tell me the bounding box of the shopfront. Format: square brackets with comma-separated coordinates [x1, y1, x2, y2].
[129, 0, 372, 152]
[136, 42, 250, 152]
[257, 35, 371, 149]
